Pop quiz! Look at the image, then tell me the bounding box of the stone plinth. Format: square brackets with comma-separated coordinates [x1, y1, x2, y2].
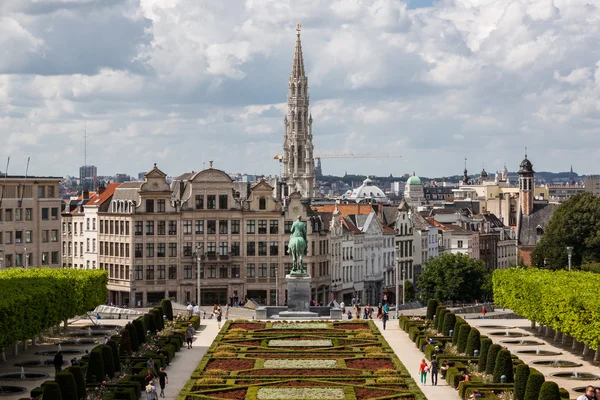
[286, 274, 311, 311]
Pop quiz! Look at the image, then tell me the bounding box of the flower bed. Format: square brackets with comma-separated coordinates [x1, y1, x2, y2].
[229, 323, 266, 330]
[179, 321, 426, 400]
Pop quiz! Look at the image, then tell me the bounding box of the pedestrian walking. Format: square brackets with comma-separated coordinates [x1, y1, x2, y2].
[225, 304, 230, 320]
[145, 382, 158, 400]
[382, 303, 389, 330]
[158, 367, 168, 398]
[377, 303, 382, 319]
[185, 323, 195, 349]
[430, 355, 439, 385]
[53, 351, 63, 375]
[419, 359, 428, 386]
[187, 303, 193, 317]
[193, 304, 199, 317]
[216, 306, 223, 329]
[481, 305, 487, 319]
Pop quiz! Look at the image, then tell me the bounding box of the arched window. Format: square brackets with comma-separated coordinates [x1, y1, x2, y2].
[536, 225, 544, 236]
[259, 197, 266, 210]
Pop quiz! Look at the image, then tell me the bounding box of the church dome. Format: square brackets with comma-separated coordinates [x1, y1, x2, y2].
[344, 176, 387, 202]
[480, 168, 488, 178]
[519, 155, 534, 174]
[407, 175, 421, 185]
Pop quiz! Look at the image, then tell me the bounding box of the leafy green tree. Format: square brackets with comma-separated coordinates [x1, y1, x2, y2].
[532, 193, 600, 269]
[417, 253, 488, 302]
[404, 280, 416, 302]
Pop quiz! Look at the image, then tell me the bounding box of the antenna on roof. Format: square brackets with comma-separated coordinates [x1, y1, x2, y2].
[84, 121, 87, 167]
[20, 157, 29, 206]
[0, 157, 9, 207]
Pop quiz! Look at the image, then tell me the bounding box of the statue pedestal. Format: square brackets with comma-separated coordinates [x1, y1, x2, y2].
[286, 274, 311, 311]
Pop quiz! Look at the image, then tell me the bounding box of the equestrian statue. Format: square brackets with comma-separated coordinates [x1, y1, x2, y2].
[288, 216, 308, 275]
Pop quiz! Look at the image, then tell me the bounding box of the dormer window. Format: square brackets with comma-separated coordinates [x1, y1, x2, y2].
[536, 225, 544, 236]
[259, 197, 266, 210]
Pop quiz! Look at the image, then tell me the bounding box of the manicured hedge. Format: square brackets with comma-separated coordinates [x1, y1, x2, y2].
[426, 299, 439, 320]
[493, 268, 600, 350]
[493, 349, 513, 383]
[457, 324, 470, 354]
[106, 340, 121, 373]
[514, 364, 530, 400]
[465, 328, 481, 356]
[436, 308, 448, 332]
[0, 269, 107, 349]
[120, 329, 132, 356]
[100, 344, 115, 379]
[442, 312, 456, 336]
[161, 299, 174, 321]
[55, 370, 77, 400]
[524, 368, 545, 400]
[537, 381, 560, 400]
[43, 381, 63, 400]
[485, 344, 502, 374]
[86, 348, 104, 383]
[132, 318, 146, 344]
[433, 305, 445, 328]
[67, 366, 85, 400]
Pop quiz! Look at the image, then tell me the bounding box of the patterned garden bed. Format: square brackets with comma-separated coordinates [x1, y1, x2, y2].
[178, 320, 426, 400]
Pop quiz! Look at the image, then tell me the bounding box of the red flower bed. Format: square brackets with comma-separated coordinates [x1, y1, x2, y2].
[234, 341, 260, 346]
[229, 323, 265, 330]
[207, 359, 255, 371]
[240, 369, 361, 376]
[334, 324, 370, 330]
[278, 381, 330, 387]
[254, 354, 348, 359]
[206, 389, 247, 399]
[347, 359, 394, 370]
[355, 388, 398, 399]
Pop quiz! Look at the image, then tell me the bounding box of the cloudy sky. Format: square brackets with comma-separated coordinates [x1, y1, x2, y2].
[1, 0, 600, 179]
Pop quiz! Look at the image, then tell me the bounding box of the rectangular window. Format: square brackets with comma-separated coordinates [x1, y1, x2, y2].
[270, 220, 279, 234]
[135, 244, 143, 258]
[219, 194, 228, 209]
[231, 242, 240, 256]
[270, 241, 279, 256]
[258, 241, 267, 256]
[48, 186, 55, 198]
[168, 243, 177, 257]
[15, 231, 23, 244]
[135, 221, 143, 235]
[284, 221, 293, 234]
[195, 195, 204, 209]
[146, 265, 154, 280]
[93, 219, 97, 231]
[99, 241, 104, 255]
[168, 221, 177, 235]
[219, 220, 228, 234]
[183, 220, 192, 235]
[284, 241, 289, 255]
[258, 220, 267, 234]
[231, 220, 240, 234]
[109, 221, 114, 234]
[42, 230, 49, 243]
[125, 243, 130, 257]
[270, 263, 277, 277]
[93, 239, 96, 253]
[146, 243, 155, 257]
[6, 209, 14, 221]
[247, 241, 256, 256]
[157, 220, 166, 235]
[86, 218, 90, 230]
[232, 265, 240, 278]
[219, 241, 228, 256]
[38, 186, 45, 198]
[157, 199, 166, 213]
[158, 265, 166, 280]
[157, 243, 166, 257]
[247, 220, 255, 234]
[125, 221, 130, 235]
[51, 229, 58, 242]
[207, 220, 216, 234]
[207, 265, 216, 278]
[51, 251, 58, 264]
[220, 264, 228, 278]
[16, 253, 23, 267]
[15, 208, 22, 221]
[207, 195, 216, 209]
[51, 208, 58, 220]
[247, 263, 255, 277]
[207, 242, 216, 257]
[146, 221, 154, 235]
[86, 238, 90, 252]
[458, 240, 463, 248]
[135, 265, 143, 280]
[168, 265, 177, 279]
[184, 265, 192, 279]
[183, 242, 193, 257]
[258, 263, 267, 278]
[195, 220, 204, 234]
[146, 199, 154, 213]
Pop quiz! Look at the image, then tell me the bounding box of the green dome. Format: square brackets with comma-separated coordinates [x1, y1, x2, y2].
[407, 175, 421, 185]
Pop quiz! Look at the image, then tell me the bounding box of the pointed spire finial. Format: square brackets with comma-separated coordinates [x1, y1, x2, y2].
[525, 146, 528, 158]
[296, 23, 302, 37]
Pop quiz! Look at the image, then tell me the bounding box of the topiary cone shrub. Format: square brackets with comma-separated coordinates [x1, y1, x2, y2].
[478, 337, 492, 373]
[524, 368, 545, 400]
[485, 344, 502, 374]
[433, 305, 444, 328]
[493, 349, 514, 383]
[132, 318, 146, 344]
[457, 324, 471, 354]
[558, 388, 569, 399]
[452, 320, 464, 345]
[442, 313, 456, 336]
[465, 328, 481, 356]
[55, 371, 77, 400]
[120, 329, 132, 356]
[143, 313, 155, 335]
[537, 381, 560, 400]
[161, 298, 174, 321]
[514, 364, 530, 400]
[436, 309, 448, 332]
[43, 381, 63, 400]
[426, 299, 439, 320]
[67, 366, 85, 400]
[100, 344, 115, 379]
[106, 340, 120, 373]
[126, 323, 139, 352]
[86, 348, 105, 384]
[154, 305, 164, 330]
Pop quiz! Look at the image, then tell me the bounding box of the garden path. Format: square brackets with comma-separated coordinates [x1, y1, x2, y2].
[374, 318, 461, 400]
[163, 319, 221, 400]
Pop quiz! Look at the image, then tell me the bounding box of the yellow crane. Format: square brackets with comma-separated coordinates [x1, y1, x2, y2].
[273, 153, 401, 161]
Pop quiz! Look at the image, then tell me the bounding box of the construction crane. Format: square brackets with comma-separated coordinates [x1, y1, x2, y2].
[273, 153, 401, 161]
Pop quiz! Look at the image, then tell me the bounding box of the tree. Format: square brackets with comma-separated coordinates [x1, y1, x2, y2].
[404, 280, 416, 302]
[417, 253, 488, 302]
[531, 193, 600, 269]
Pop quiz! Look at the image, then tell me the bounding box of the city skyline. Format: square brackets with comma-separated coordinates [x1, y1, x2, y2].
[2, 1, 600, 178]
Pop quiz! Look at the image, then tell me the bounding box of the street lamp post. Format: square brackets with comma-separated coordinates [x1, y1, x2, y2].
[567, 246, 573, 271]
[395, 257, 400, 319]
[24, 248, 28, 269]
[275, 268, 278, 306]
[402, 264, 406, 305]
[196, 245, 203, 308]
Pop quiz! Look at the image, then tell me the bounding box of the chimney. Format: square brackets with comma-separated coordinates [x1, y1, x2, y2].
[83, 190, 90, 200]
[98, 186, 106, 195]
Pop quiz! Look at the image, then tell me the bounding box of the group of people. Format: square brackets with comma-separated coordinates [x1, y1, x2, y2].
[578, 386, 600, 400]
[338, 301, 390, 329]
[418, 356, 442, 386]
[144, 358, 169, 399]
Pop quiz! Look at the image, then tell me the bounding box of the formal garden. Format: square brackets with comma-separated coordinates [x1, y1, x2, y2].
[178, 320, 426, 400]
